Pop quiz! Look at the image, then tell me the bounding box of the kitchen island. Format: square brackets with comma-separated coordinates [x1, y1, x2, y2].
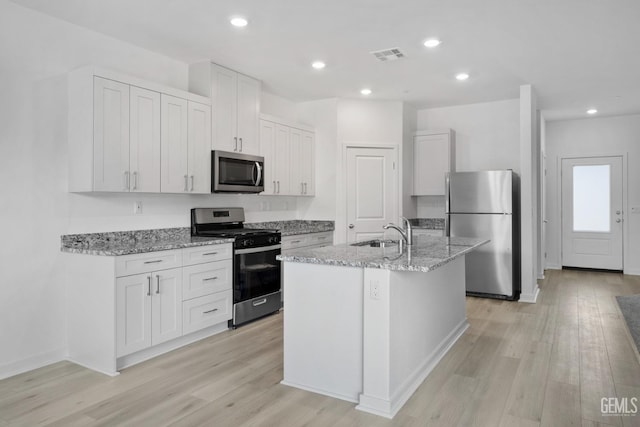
[277, 235, 487, 418]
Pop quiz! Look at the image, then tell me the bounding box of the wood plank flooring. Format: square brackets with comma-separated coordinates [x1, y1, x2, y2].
[1, 269, 639, 426]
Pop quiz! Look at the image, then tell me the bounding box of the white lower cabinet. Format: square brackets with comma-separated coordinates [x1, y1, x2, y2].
[116, 267, 183, 357]
[282, 231, 334, 251]
[183, 290, 232, 335]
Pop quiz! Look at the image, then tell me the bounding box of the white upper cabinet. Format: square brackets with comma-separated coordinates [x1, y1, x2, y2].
[68, 66, 211, 193]
[187, 101, 212, 193]
[93, 77, 130, 192]
[130, 86, 161, 192]
[412, 130, 455, 196]
[259, 115, 315, 197]
[161, 95, 189, 193]
[190, 62, 261, 155]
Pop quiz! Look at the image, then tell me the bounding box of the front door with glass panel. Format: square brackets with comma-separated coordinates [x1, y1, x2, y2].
[561, 156, 623, 270]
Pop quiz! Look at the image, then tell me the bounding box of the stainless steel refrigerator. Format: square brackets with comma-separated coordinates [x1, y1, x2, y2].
[445, 170, 521, 300]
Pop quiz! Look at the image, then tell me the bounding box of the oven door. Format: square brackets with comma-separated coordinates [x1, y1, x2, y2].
[234, 245, 281, 303]
[212, 150, 264, 193]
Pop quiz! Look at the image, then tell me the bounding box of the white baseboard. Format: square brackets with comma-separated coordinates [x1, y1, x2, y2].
[356, 318, 470, 419]
[519, 286, 540, 304]
[66, 357, 119, 377]
[623, 268, 640, 276]
[545, 263, 562, 270]
[0, 348, 66, 381]
[280, 380, 359, 403]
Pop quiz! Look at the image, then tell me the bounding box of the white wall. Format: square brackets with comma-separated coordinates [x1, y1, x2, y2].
[414, 99, 520, 218]
[545, 114, 640, 275]
[261, 91, 299, 122]
[0, 1, 297, 378]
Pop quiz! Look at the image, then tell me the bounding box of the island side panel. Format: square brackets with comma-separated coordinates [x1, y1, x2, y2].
[358, 256, 469, 418]
[281, 262, 364, 402]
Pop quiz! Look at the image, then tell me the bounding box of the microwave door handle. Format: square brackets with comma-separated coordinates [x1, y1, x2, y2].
[254, 162, 262, 187]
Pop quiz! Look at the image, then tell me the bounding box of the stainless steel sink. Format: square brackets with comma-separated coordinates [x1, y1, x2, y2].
[350, 239, 400, 248]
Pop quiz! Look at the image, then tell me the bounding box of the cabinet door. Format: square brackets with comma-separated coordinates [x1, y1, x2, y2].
[300, 131, 315, 196]
[187, 101, 212, 193]
[93, 77, 130, 192]
[289, 127, 303, 195]
[151, 268, 183, 346]
[116, 273, 152, 357]
[211, 64, 238, 152]
[161, 95, 189, 193]
[260, 120, 277, 195]
[130, 86, 160, 192]
[236, 73, 261, 155]
[274, 124, 291, 195]
[413, 133, 451, 196]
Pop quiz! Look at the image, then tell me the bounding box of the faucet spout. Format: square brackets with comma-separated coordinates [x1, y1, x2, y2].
[383, 217, 413, 245]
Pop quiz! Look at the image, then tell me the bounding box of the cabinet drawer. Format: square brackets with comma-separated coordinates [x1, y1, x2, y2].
[183, 244, 233, 266]
[115, 250, 182, 277]
[182, 290, 232, 335]
[307, 232, 333, 247]
[282, 236, 309, 250]
[182, 260, 232, 301]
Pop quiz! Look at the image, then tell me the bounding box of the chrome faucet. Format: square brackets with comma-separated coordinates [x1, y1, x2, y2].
[383, 217, 413, 245]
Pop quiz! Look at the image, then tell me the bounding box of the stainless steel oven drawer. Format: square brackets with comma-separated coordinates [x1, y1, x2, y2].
[232, 291, 281, 327]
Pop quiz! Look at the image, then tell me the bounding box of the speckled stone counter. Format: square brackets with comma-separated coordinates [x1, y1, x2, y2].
[408, 218, 445, 230]
[277, 234, 487, 273]
[245, 220, 334, 236]
[61, 227, 233, 256]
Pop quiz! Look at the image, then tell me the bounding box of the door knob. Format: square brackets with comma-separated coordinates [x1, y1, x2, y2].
[616, 210, 621, 215]
[348, 224, 355, 229]
[616, 218, 622, 223]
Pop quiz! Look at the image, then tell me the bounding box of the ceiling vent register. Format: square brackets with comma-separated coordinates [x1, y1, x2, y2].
[371, 48, 405, 62]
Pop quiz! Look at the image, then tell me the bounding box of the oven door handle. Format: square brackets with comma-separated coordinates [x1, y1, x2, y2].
[253, 162, 262, 187]
[235, 244, 281, 255]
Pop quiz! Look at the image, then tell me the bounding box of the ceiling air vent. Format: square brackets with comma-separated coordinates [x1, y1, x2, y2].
[371, 48, 405, 62]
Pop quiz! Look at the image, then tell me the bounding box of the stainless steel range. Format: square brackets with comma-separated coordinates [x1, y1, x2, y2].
[191, 208, 281, 327]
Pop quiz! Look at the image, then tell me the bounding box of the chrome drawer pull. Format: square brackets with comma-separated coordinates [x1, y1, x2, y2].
[252, 298, 267, 307]
[291, 240, 301, 244]
[203, 252, 218, 256]
[203, 276, 218, 281]
[156, 275, 160, 294]
[144, 260, 163, 264]
[147, 276, 151, 296]
[203, 308, 219, 314]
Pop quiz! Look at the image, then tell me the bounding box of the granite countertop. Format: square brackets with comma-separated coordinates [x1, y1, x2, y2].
[61, 228, 233, 256]
[277, 234, 488, 273]
[408, 218, 445, 230]
[61, 220, 334, 256]
[245, 220, 334, 236]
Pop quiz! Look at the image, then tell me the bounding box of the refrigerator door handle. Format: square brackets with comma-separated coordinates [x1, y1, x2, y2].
[445, 173, 451, 237]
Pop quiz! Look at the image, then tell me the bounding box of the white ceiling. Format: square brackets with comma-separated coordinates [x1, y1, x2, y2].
[10, 0, 640, 120]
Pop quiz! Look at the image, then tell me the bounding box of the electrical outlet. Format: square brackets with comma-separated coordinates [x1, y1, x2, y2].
[370, 280, 380, 300]
[134, 201, 143, 214]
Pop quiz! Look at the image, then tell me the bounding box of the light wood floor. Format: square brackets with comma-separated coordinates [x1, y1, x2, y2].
[1, 269, 640, 426]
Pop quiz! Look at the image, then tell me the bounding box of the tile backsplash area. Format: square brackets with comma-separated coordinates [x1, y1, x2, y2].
[416, 196, 445, 218]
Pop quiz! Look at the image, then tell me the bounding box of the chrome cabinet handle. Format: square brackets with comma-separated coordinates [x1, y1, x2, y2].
[239, 137, 243, 152]
[124, 171, 130, 191]
[203, 252, 218, 256]
[252, 298, 267, 307]
[132, 172, 138, 190]
[190, 175, 194, 192]
[147, 275, 151, 296]
[144, 260, 162, 264]
[273, 180, 276, 194]
[203, 308, 218, 314]
[291, 240, 301, 244]
[155, 275, 160, 294]
[203, 276, 218, 282]
[348, 224, 355, 229]
[277, 181, 280, 194]
[184, 175, 188, 191]
[234, 137, 238, 151]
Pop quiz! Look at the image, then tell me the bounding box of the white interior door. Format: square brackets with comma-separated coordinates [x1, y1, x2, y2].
[346, 147, 398, 242]
[561, 156, 623, 270]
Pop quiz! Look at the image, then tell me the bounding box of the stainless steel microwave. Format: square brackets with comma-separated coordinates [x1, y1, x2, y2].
[212, 150, 264, 193]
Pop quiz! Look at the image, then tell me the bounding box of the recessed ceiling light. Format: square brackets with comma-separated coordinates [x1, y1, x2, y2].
[587, 109, 598, 115]
[423, 38, 441, 48]
[455, 73, 470, 81]
[230, 17, 248, 27]
[311, 61, 326, 70]
[360, 88, 372, 95]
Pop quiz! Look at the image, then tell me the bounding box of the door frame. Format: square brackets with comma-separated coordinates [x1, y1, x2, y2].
[339, 143, 401, 244]
[558, 153, 628, 272]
